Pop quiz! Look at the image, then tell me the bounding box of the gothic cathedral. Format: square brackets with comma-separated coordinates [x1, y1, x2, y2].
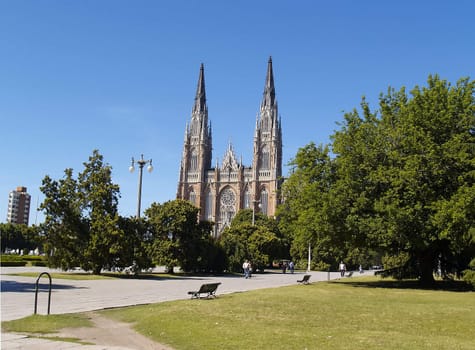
[177, 57, 282, 236]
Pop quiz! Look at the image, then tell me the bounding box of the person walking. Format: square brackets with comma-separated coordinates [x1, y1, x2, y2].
[289, 261, 295, 274]
[243, 260, 250, 278]
[339, 261, 346, 277]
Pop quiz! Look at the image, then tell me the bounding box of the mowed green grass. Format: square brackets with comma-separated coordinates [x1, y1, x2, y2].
[2, 313, 92, 333]
[2, 277, 473, 349]
[101, 277, 475, 350]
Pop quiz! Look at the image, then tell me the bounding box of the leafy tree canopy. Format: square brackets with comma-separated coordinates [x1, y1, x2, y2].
[0, 223, 41, 254]
[145, 199, 223, 273]
[39, 150, 127, 274]
[219, 209, 287, 272]
[280, 75, 475, 284]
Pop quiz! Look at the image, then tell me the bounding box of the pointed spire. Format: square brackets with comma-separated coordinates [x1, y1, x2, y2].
[193, 63, 207, 113]
[184, 122, 189, 141]
[254, 112, 259, 138]
[262, 56, 276, 108]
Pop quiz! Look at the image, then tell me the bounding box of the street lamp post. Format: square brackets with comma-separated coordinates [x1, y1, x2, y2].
[307, 242, 311, 272]
[252, 199, 261, 226]
[129, 154, 153, 219]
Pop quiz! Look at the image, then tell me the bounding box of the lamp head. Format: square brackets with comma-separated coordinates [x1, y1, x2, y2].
[147, 159, 153, 173]
[129, 157, 135, 172]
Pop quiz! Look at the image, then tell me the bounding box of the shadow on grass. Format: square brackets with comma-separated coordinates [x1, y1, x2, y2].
[334, 277, 473, 292]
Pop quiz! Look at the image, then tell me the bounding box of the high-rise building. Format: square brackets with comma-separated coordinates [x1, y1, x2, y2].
[7, 186, 31, 225]
[177, 57, 283, 236]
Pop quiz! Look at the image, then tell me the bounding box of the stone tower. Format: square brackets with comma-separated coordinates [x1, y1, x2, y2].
[177, 57, 282, 236]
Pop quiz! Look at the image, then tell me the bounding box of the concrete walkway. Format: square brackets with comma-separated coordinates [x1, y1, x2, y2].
[1, 266, 364, 349]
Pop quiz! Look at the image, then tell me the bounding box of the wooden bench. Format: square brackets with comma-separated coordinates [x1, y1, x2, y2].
[297, 274, 311, 284]
[346, 271, 354, 277]
[188, 282, 221, 299]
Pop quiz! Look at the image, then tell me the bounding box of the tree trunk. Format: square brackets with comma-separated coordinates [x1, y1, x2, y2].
[418, 251, 435, 286]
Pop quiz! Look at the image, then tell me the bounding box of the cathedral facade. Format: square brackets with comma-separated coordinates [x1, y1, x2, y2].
[177, 57, 282, 236]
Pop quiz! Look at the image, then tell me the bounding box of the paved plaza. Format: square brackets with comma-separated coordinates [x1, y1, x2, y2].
[1, 266, 363, 349]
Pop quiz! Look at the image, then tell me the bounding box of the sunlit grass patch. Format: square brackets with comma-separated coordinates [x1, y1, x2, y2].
[1, 314, 92, 334]
[3, 276, 474, 349]
[101, 277, 475, 350]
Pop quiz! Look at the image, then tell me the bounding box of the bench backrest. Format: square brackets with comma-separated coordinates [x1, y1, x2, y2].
[303, 274, 311, 281]
[199, 282, 221, 293]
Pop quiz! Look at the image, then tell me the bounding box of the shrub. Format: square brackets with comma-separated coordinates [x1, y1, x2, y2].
[0, 261, 27, 267]
[463, 258, 475, 288]
[0, 254, 46, 267]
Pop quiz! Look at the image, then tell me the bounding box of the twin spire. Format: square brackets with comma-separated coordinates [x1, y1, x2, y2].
[189, 57, 277, 167]
[193, 57, 276, 114]
[262, 56, 276, 108]
[193, 63, 207, 114]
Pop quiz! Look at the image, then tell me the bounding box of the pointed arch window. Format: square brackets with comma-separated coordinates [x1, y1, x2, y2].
[191, 118, 200, 136]
[205, 190, 213, 220]
[262, 115, 270, 132]
[190, 149, 198, 171]
[260, 188, 268, 215]
[260, 145, 270, 170]
[243, 188, 251, 209]
[189, 190, 196, 206]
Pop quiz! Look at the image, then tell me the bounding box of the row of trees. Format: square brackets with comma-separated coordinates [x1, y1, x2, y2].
[0, 223, 40, 254]
[2, 74, 473, 287]
[279, 75, 474, 285]
[31, 150, 286, 274]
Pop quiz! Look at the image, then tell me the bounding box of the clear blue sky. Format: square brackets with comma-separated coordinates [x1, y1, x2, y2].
[1, 0, 474, 224]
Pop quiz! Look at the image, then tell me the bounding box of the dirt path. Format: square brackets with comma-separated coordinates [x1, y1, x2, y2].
[56, 311, 174, 350]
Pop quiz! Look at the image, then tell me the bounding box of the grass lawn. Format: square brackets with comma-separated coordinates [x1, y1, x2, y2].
[1, 313, 92, 333]
[3, 277, 474, 349]
[1, 313, 94, 345]
[102, 277, 475, 350]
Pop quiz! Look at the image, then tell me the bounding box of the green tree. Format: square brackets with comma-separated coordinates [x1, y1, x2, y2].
[330, 99, 390, 270]
[77, 150, 124, 274]
[145, 199, 221, 273]
[0, 223, 42, 254]
[116, 216, 153, 272]
[278, 143, 352, 270]
[40, 168, 86, 270]
[219, 209, 287, 272]
[280, 75, 474, 285]
[40, 150, 126, 274]
[365, 76, 475, 283]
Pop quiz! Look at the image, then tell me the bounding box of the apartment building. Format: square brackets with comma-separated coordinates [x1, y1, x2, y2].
[7, 186, 31, 225]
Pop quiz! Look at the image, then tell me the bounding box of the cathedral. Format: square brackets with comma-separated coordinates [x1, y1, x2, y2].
[177, 57, 283, 236]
